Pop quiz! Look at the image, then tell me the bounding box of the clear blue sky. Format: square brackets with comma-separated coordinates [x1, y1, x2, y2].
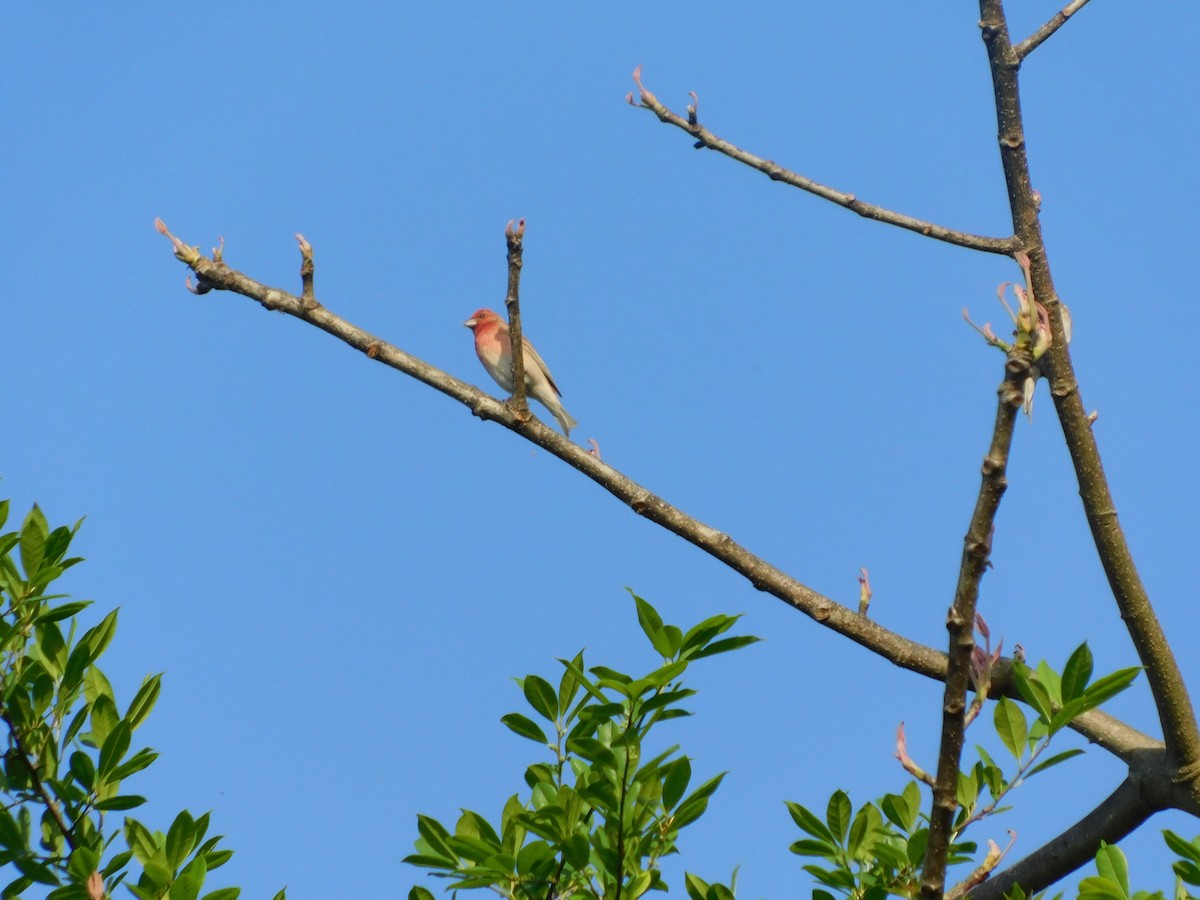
[4, 3, 1199, 897]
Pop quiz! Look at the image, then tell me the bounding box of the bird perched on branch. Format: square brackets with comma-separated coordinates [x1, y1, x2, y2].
[464, 308, 578, 438]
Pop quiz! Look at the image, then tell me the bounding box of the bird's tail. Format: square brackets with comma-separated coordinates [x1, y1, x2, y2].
[556, 409, 579, 439]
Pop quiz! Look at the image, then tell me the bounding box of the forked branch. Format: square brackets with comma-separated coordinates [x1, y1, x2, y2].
[978, 0, 1200, 774]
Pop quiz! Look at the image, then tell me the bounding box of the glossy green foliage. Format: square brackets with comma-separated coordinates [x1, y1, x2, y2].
[0, 501, 270, 900]
[786, 782, 975, 900]
[404, 593, 758, 900]
[785, 642, 1143, 900]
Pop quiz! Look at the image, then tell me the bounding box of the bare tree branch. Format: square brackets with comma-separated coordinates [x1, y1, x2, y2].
[153, 218, 1156, 765]
[920, 354, 1028, 900]
[978, 0, 1200, 772]
[1014, 0, 1094, 61]
[628, 67, 1018, 257]
[504, 218, 529, 416]
[966, 777, 1154, 900]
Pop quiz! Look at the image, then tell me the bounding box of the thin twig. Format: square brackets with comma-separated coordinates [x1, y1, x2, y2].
[947, 831, 1014, 900]
[628, 67, 1017, 257]
[979, 0, 1200, 775]
[504, 219, 529, 415]
[1014, 0, 1094, 60]
[0, 708, 76, 852]
[919, 352, 1027, 900]
[152, 219, 1156, 765]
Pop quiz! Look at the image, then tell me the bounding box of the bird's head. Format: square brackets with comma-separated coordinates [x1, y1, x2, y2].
[463, 309, 502, 331]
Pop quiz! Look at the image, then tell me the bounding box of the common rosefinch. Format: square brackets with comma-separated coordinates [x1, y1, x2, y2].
[464, 308, 578, 437]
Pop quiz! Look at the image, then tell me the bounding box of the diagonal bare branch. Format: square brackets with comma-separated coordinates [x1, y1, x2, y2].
[978, 0, 1200, 772]
[629, 67, 1018, 256]
[966, 776, 1154, 900]
[153, 218, 1156, 765]
[1014, 0, 1094, 61]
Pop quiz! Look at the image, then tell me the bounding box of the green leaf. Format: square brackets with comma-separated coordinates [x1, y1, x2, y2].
[684, 873, 710, 900]
[500, 713, 548, 745]
[1082, 668, 1141, 710]
[557, 657, 608, 704]
[993, 697, 1028, 760]
[94, 795, 146, 811]
[881, 790, 916, 833]
[1079, 876, 1126, 900]
[126, 674, 163, 730]
[98, 720, 132, 778]
[1164, 831, 1200, 866]
[416, 815, 457, 863]
[826, 790, 852, 843]
[200, 889, 241, 900]
[789, 838, 838, 858]
[125, 818, 159, 863]
[69, 751, 95, 790]
[640, 688, 696, 715]
[408, 888, 436, 900]
[639, 659, 688, 691]
[558, 650, 584, 715]
[37, 622, 67, 677]
[1061, 643, 1094, 702]
[14, 854, 59, 885]
[112, 748, 160, 781]
[1035, 660, 1064, 707]
[687, 635, 761, 660]
[662, 757, 691, 811]
[626, 870, 653, 900]
[679, 614, 739, 658]
[1095, 843, 1130, 896]
[522, 676, 559, 722]
[1027, 748, 1085, 777]
[455, 810, 501, 848]
[847, 802, 881, 860]
[1013, 664, 1054, 722]
[787, 801, 835, 842]
[203, 850, 233, 871]
[19, 505, 49, 577]
[169, 855, 207, 900]
[661, 625, 683, 658]
[563, 833, 589, 869]
[35, 601, 92, 625]
[84, 610, 119, 663]
[167, 811, 197, 868]
[633, 594, 673, 658]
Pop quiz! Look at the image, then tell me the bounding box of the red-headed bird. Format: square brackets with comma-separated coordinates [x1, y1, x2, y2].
[463, 309, 578, 437]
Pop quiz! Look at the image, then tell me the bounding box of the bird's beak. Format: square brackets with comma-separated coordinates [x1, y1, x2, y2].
[463, 316, 477, 329]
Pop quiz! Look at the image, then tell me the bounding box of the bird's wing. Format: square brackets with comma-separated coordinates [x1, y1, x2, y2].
[522, 338, 562, 398]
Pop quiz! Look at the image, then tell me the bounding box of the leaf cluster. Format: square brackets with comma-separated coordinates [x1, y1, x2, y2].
[404, 594, 759, 900]
[0, 502, 274, 900]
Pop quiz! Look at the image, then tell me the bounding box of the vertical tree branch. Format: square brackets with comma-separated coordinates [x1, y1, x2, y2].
[504, 218, 529, 414]
[979, 0, 1200, 771]
[919, 355, 1027, 900]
